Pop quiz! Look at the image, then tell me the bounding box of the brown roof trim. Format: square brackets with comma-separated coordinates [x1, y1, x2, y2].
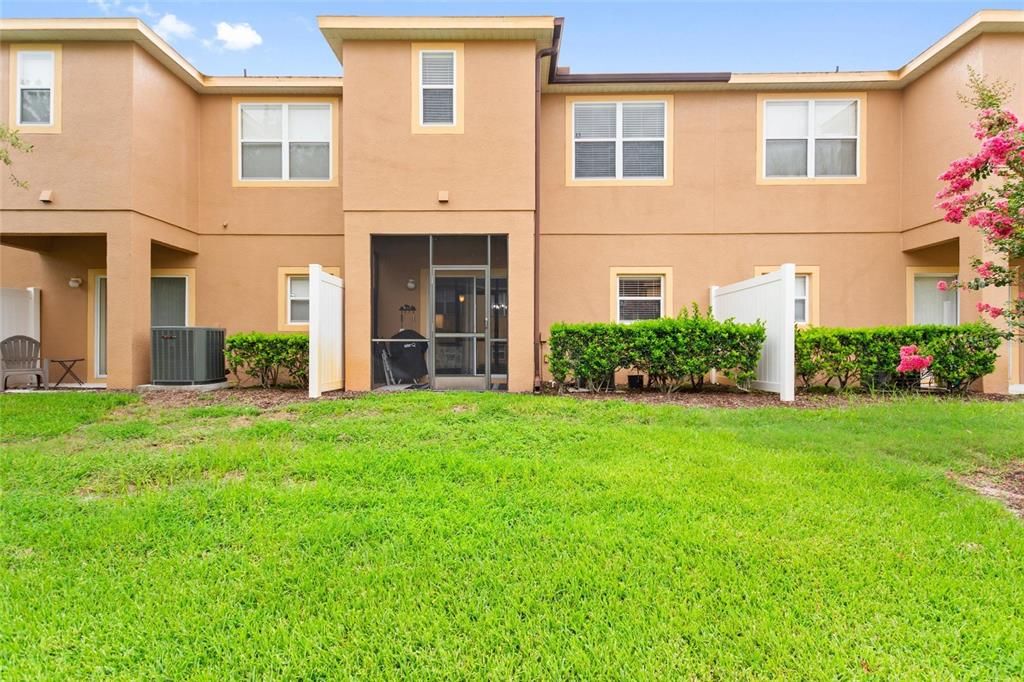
[544, 17, 730, 86]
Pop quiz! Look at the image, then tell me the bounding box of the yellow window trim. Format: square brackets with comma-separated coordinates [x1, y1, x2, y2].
[231, 96, 340, 188]
[566, 94, 674, 187]
[609, 266, 674, 322]
[905, 265, 958, 325]
[755, 92, 867, 185]
[86, 268, 197, 383]
[8, 44, 62, 134]
[277, 266, 340, 332]
[410, 42, 465, 135]
[754, 265, 821, 327]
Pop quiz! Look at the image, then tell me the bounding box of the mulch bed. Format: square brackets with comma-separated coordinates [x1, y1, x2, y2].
[951, 464, 1024, 518]
[546, 384, 1020, 409]
[140, 387, 359, 410]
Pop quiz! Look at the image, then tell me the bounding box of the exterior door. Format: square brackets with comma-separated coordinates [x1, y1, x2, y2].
[431, 266, 488, 390]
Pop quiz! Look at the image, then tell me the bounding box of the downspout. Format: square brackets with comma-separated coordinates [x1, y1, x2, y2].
[534, 43, 557, 392]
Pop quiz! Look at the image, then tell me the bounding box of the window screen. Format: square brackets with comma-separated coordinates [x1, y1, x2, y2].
[17, 51, 55, 126]
[573, 101, 666, 180]
[764, 99, 858, 178]
[288, 275, 310, 323]
[421, 51, 456, 125]
[240, 103, 331, 181]
[617, 276, 664, 322]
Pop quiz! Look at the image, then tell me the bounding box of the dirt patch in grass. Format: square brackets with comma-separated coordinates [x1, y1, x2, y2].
[951, 463, 1024, 518]
[550, 384, 1019, 409]
[141, 387, 361, 410]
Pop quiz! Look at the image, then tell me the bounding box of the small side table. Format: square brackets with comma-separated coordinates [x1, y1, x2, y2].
[54, 358, 86, 387]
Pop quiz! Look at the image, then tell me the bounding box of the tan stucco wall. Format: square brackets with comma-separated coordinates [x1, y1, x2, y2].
[341, 40, 536, 211]
[192, 235, 344, 334]
[196, 95, 344, 235]
[131, 44, 200, 231]
[540, 90, 902, 235]
[1, 42, 134, 211]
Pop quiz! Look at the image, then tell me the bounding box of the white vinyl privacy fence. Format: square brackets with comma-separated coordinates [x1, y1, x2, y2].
[1, 287, 41, 342]
[710, 264, 795, 402]
[308, 264, 344, 398]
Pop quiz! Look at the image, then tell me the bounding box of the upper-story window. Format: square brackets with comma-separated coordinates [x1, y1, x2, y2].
[420, 50, 456, 126]
[762, 98, 860, 179]
[411, 43, 464, 134]
[237, 101, 334, 184]
[12, 45, 61, 133]
[571, 99, 670, 183]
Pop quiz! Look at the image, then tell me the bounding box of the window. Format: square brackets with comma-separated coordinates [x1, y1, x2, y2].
[287, 275, 310, 324]
[794, 274, 810, 324]
[909, 270, 959, 325]
[238, 102, 332, 182]
[763, 98, 859, 179]
[420, 50, 455, 126]
[754, 265, 820, 326]
[277, 266, 339, 331]
[573, 101, 667, 180]
[12, 46, 60, 132]
[617, 276, 664, 322]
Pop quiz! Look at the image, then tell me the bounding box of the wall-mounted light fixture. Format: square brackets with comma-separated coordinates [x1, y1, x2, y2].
[68, 277, 82, 288]
[406, 278, 417, 290]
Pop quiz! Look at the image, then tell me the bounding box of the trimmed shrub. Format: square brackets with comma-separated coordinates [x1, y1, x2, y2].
[794, 323, 1002, 392]
[547, 306, 765, 392]
[547, 323, 631, 391]
[224, 332, 309, 388]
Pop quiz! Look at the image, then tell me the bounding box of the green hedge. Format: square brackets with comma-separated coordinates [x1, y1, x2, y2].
[548, 306, 766, 392]
[794, 323, 1002, 393]
[224, 332, 309, 388]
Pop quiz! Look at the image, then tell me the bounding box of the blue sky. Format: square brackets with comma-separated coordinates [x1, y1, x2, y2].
[3, 1, 1020, 77]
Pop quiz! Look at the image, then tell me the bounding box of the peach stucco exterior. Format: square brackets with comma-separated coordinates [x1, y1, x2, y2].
[1, 13, 1022, 392]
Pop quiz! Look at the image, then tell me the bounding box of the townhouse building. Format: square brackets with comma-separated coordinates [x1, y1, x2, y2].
[1, 12, 1022, 392]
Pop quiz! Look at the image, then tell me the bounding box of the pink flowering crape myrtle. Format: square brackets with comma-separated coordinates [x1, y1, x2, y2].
[933, 69, 1023, 337]
[896, 345, 933, 374]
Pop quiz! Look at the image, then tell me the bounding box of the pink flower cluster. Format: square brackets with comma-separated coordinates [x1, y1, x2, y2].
[976, 302, 1005, 318]
[968, 209, 1016, 240]
[976, 261, 994, 278]
[936, 280, 950, 292]
[896, 345, 933, 374]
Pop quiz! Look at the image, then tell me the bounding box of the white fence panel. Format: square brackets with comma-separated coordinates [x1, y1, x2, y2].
[308, 264, 344, 398]
[710, 264, 795, 401]
[1, 287, 41, 341]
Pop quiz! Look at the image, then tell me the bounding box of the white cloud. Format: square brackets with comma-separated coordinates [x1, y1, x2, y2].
[87, 0, 121, 15]
[155, 14, 196, 41]
[211, 22, 263, 51]
[125, 1, 157, 18]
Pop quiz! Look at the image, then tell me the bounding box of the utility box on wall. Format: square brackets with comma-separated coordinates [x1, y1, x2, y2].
[151, 327, 226, 385]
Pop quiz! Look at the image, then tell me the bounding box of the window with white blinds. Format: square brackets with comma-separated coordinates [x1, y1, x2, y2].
[573, 101, 667, 180]
[420, 50, 456, 126]
[617, 276, 664, 322]
[239, 102, 332, 181]
[764, 99, 859, 178]
[16, 50, 56, 126]
[794, 274, 810, 324]
[287, 275, 310, 324]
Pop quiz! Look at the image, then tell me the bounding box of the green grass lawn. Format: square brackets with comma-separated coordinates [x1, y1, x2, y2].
[2, 391, 1023, 679]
